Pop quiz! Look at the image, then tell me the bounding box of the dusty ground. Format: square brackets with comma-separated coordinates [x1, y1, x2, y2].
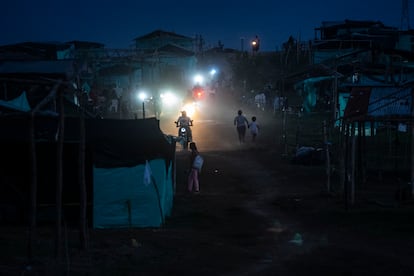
[1, 96, 414, 275]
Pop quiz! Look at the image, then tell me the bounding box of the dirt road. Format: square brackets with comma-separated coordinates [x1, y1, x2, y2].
[2, 96, 414, 276]
[140, 96, 414, 276]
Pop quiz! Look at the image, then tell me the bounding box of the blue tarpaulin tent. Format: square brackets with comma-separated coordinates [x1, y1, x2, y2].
[93, 159, 173, 228]
[0, 114, 176, 228]
[87, 118, 175, 228]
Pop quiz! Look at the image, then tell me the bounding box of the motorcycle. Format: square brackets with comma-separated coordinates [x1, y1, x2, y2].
[174, 120, 193, 150]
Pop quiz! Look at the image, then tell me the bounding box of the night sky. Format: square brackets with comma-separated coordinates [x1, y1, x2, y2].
[1, 0, 406, 51]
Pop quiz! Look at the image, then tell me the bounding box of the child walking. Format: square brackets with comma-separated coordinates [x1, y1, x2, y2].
[249, 116, 259, 142]
[188, 142, 201, 194]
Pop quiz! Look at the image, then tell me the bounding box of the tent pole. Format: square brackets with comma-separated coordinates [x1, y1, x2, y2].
[344, 123, 350, 210]
[28, 109, 37, 261]
[411, 88, 414, 197]
[55, 87, 64, 262]
[324, 120, 331, 193]
[350, 123, 356, 206]
[27, 80, 61, 262]
[151, 176, 165, 226]
[79, 91, 88, 250]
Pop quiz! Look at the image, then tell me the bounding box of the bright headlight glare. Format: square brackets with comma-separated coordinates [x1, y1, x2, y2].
[181, 102, 198, 117]
[161, 92, 177, 106]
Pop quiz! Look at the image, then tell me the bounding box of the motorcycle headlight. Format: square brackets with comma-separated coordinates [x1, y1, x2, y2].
[181, 127, 186, 133]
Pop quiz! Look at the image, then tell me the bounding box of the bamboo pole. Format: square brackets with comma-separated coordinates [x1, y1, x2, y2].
[55, 87, 64, 261]
[27, 80, 61, 261]
[350, 123, 356, 206]
[323, 120, 331, 192]
[282, 108, 288, 157]
[411, 88, 414, 197]
[344, 123, 350, 210]
[28, 108, 37, 261]
[361, 121, 367, 187]
[339, 120, 346, 195]
[333, 65, 338, 123]
[79, 93, 88, 250]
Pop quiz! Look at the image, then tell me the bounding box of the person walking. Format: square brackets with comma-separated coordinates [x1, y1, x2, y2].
[234, 109, 249, 144]
[249, 116, 260, 142]
[188, 142, 201, 194]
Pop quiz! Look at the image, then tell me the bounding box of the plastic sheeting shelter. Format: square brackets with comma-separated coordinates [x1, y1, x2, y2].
[0, 113, 175, 228]
[0, 91, 31, 112]
[93, 159, 174, 228]
[88, 118, 175, 229]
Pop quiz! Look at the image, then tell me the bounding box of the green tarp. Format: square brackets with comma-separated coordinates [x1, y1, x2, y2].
[93, 158, 174, 228]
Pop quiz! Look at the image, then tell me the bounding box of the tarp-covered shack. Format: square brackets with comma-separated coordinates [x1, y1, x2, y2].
[89, 118, 176, 228]
[0, 111, 176, 228]
[0, 48, 177, 229]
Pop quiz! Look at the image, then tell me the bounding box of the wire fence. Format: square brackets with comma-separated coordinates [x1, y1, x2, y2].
[279, 109, 413, 206]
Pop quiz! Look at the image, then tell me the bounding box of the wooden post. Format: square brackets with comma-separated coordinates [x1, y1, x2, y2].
[283, 108, 288, 157]
[172, 141, 177, 194]
[323, 120, 331, 192]
[361, 121, 367, 187]
[79, 92, 88, 250]
[350, 123, 356, 206]
[411, 88, 414, 197]
[339, 120, 346, 195]
[411, 122, 414, 196]
[28, 110, 37, 261]
[55, 87, 64, 261]
[333, 65, 338, 123]
[27, 80, 61, 261]
[344, 123, 350, 210]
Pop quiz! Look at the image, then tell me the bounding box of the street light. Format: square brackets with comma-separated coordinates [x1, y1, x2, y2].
[193, 74, 204, 85]
[251, 35, 260, 53]
[138, 92, 147, 118]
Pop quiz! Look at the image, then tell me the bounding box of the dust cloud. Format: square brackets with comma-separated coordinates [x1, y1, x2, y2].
[159, 92, 269, 152]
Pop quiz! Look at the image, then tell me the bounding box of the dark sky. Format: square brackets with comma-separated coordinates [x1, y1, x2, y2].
[1, 0, 406, 51]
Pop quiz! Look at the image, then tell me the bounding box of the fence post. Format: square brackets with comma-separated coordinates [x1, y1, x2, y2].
[323, 120, 331, 192]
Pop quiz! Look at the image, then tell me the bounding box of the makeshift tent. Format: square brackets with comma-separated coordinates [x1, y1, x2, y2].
[0, 114, 176, 228]
[93, 159, 173, 228]
[87, 118, 175, 228]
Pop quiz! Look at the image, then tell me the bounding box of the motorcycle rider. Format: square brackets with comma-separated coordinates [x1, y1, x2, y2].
[176, 110, 193, 141]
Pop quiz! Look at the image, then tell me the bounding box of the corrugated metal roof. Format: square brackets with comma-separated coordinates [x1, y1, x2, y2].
[368, 87, 411, 117]
[285, 64, 341, 83]
[0, 60, 75, 75]
[344, 86, 413, 121]
[157, 44, 194, 56]
[134, 30, 192, 41]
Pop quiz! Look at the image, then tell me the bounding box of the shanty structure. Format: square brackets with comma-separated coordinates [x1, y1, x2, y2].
[340, 84, 413, 207]
[0, 55, 176, 261]
[90, 118, 175, 228]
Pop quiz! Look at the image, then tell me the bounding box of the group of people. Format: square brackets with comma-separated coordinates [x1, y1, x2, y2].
[233, 109, 260, 144]
[178, 109, 260, 195]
